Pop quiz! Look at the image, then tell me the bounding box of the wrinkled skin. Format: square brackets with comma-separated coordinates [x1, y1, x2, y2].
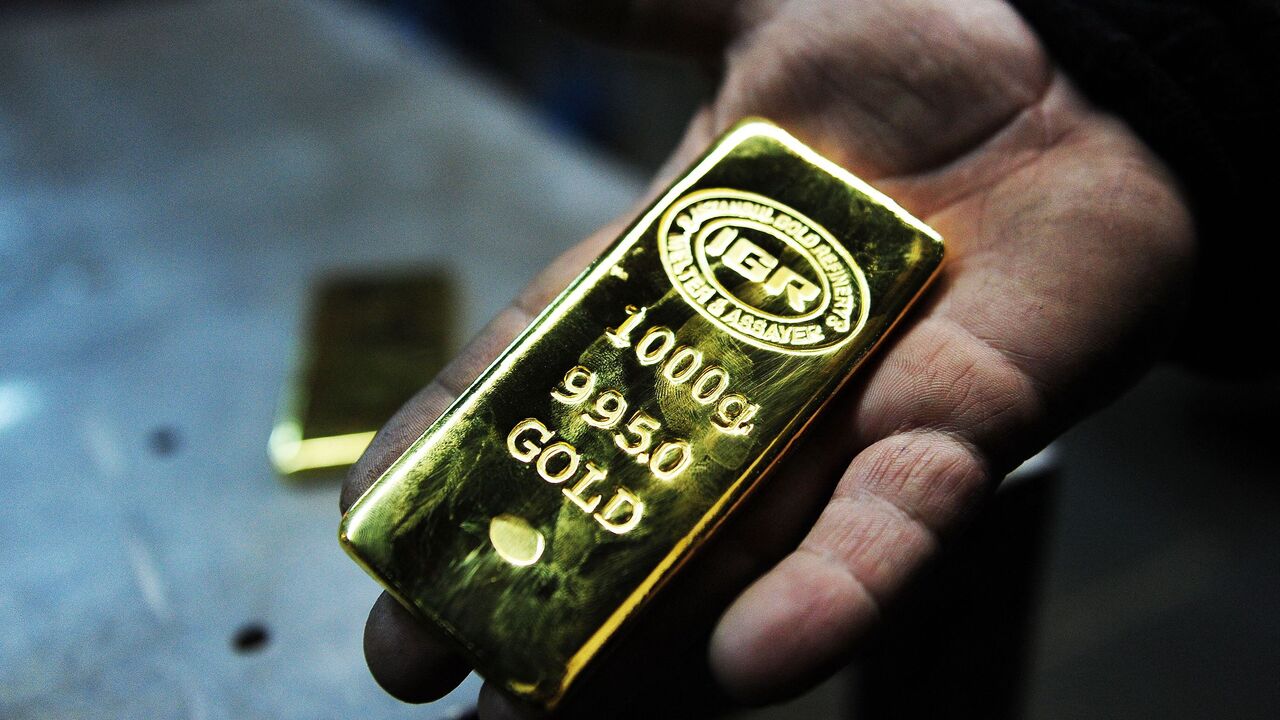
[340, 0, 1195, 716]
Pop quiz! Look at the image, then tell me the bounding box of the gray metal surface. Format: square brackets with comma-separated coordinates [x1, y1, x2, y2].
[0, 1, 640, 718]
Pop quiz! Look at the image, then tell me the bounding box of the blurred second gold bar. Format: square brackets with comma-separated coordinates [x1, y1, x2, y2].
[340, 119, 943, 710]
[270, 272, 454, 476]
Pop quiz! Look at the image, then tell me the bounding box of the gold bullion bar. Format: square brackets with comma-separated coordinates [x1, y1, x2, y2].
[340, 118, 944, 711]
[270, 272, 454, 476]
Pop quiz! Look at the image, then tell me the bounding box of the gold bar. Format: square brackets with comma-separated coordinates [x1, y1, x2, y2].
[340, 119, 943, 710]
[270, 272, 454, 476]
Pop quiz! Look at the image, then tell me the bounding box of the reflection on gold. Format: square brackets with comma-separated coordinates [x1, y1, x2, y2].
[268, 421, 376, 474]
[340, 118, 944, 712]
[488, 514, 546, 567]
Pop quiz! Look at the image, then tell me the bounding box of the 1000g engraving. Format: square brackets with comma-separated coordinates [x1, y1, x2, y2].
[604, 305, 760, 436]
[504, 304, 766, 535]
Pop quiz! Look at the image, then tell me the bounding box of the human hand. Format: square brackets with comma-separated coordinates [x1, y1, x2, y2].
[341, 0, 1194, 715]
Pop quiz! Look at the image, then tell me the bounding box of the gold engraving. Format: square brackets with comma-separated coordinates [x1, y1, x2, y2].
[507, 418, 554, 462]
[593, 487, 644, 535]
[339, 119, 944, 712]
[658, 189, 871, 354]
[604, 304, 647, 348]
[562, 463, 607, 513]
[506, 412, 646, 535]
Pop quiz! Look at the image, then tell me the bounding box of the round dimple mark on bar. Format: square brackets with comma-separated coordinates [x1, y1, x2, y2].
[489, 514, 545, 567]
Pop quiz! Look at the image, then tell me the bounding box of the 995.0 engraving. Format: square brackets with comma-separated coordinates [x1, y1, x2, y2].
[550, 365, 693, 476]
[504, 304, 765, 535]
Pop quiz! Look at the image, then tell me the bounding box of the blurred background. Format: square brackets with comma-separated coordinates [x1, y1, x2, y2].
[0, 1, 1276, 718]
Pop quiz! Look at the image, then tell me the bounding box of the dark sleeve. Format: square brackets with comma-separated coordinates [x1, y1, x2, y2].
[1004, 0, 1280, 374]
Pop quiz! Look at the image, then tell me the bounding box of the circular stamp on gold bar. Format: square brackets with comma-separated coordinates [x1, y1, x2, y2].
[657, 188, 870, 354]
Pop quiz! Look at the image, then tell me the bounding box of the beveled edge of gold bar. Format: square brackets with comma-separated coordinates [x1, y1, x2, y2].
[339, 117, 945, 711]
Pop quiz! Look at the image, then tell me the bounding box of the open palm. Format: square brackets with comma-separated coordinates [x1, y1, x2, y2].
[342, 0, 1195, 715]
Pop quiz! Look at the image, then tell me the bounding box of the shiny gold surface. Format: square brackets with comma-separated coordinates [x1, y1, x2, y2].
[271, 272, 454, 475]
[340, 119, 943, 710]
